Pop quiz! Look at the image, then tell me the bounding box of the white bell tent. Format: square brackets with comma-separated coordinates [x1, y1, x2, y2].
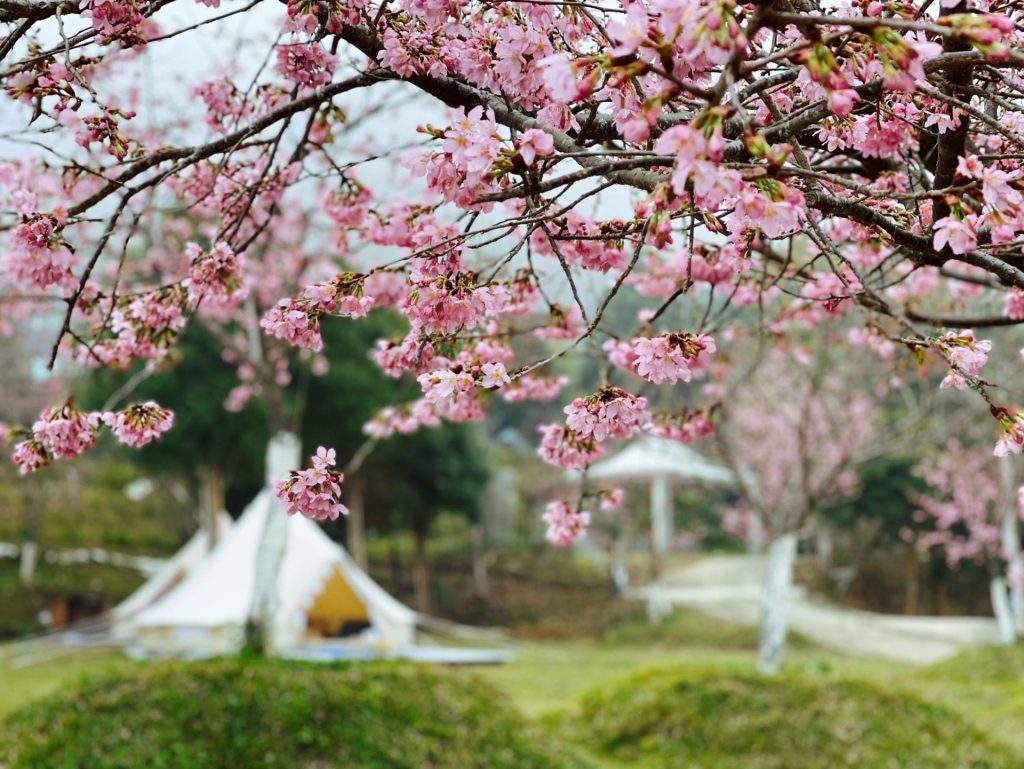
[111, 511, 234, 640]
[584, 436, 734, 554]
[123, 433, 418, 656]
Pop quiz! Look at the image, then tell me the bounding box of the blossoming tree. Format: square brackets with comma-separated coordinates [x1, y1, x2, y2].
[912, 447, 1024, 644]
[717, 346, 877, 673]
[4, 0, 1024, 654]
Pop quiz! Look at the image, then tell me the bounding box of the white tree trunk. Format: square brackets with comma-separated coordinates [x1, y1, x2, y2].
[998, 456, 1023, 637]
[815, 523, 833, 572]
[650, 475, 673, 555]
[470, 524, 488, 597]
[747, 513, 764, 555]
[1011, 577, 1024, 636]
[991, 577, 1016, 646]
[18, 540, 37, 586]
[759, 532, 798, 674]
[246, 431, 301, 655]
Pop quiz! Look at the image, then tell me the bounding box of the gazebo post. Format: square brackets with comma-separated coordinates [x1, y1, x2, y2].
[650, 474, 673, 555]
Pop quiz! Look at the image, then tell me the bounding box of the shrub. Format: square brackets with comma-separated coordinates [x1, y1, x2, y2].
[0, 659, 593, 769]
[564, 668, 1016, 769]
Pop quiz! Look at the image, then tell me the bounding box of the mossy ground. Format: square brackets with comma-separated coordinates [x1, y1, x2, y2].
[563, 667, 1018, 769]
[0, 659, 594, 769]
[3, 618, 1024, 768]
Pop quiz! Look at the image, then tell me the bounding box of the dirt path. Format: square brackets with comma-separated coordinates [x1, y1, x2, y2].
[632, 555, 999, 664]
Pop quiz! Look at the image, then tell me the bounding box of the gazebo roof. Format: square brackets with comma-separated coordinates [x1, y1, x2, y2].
[581, 436, 734, 485]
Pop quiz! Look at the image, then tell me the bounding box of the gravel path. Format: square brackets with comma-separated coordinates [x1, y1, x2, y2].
[632, 555, 999, 664]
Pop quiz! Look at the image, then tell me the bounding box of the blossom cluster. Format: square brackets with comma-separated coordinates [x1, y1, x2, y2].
[4, 211, 75, 290]
[542, 501, 591, 548]
[102, 402, 175, 448]
[537, 387, 649, 471]
[273, 447, 348, 520]
[261, 272, 375, 351]
[78, 287, 189, 369]
[936, 330, 991, 391]
[185, 241, 247, 308]
[417, 360, 510, 421]
[633, 333, 717, 385]
[10, 400, 174, 474]
[649, 410, 716, 444]
[362, 399, 441, 439]
[993, 407, 1024, 458]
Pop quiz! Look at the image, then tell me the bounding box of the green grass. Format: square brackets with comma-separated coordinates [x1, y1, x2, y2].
[3, 623, 1024, 767]
[599, 606, 817, 651]
[563, 667, 1018, 769]
[909, 645, 1024, 755]
[0, 645, 130, 719]
[476, 609, 880, 718]
[0, 659, 596, 769]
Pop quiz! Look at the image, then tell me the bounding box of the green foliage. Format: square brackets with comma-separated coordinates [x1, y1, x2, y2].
[300, 312, 405, 453]
[820, 455, 925, 537]
[601, 607, 763, 650]
[565, 668, 1017, 769]
[81, 313, 491, 532]
[0, 659, 595, 769]
[0, 562, 144, 638]
[926, 643, 1024, 685]
[0, 457, 183, 553]
[368, 422, 491, 534]
[79, 324, 271, 506]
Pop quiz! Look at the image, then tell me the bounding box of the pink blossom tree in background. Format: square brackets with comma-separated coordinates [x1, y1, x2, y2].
[912, 447, 1024, 644]
[3, 0, 1024, 659]
[718, 346, 877, 673]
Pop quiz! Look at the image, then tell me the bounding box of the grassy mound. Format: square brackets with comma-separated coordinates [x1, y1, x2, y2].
[0, 659, 593, 769]
[927, 643, 1024, 684]
[565, 668, 1016, 769]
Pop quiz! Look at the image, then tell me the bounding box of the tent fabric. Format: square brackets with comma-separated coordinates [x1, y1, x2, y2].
[111, 511, 234, 640]
[584, 436, 734, 484]
[128, 488, 417, 654]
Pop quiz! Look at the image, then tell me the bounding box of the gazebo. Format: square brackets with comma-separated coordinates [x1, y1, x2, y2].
[582, 436, 734, 554]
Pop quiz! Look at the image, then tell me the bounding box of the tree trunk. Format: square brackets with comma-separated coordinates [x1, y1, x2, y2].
[20, 485, 42, 586]
[903, 548, 919, 616]
[930, 554, 950, 615]
[815, 523, 833, 572]
[991, 576, 1016, 646]
[1011, 576, 1024, 637]
[747, 512, 764, 555]
[245, 431, 300, 657]
[471, 524, 488, 597]
[650, 475, 673, 556]
[412, 525, 431, 613]
[198, 464, 225, 550]
[345, 471, 368, 570]
[758, 532, 798, 675]
[998, 456, 1024, 636]
[18, 541, 37, 587]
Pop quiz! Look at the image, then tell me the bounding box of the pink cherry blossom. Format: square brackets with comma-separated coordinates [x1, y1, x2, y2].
[933, 216, 978, 255]
[274, 446, 349, 520]
[542, 500, 591, 547]
[993, 407, 1024, 458]
[275, 43, 337, 88]
[599, 487, 625, 513]
[563, 386, 649, 442]
[103, 402, 174, 447]
[11, 439, 49, 475]
[537, 423, 605, 470]
[29, 401, 103, 461]
[517, 129, 555, 166]
[632, 333, 716, 385]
